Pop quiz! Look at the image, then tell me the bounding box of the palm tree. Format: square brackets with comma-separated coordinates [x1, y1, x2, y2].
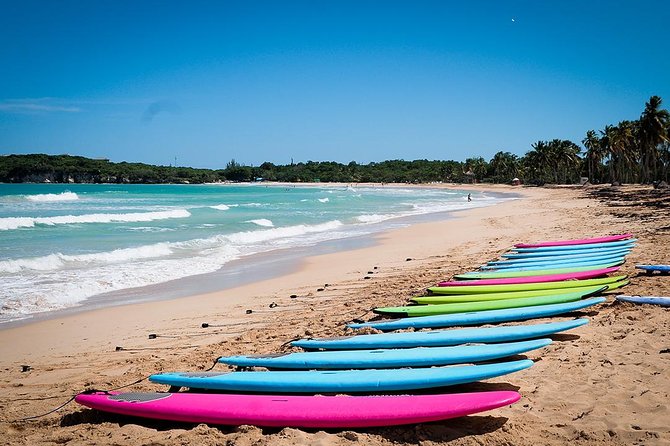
[610, 121, 638, 183]
[489, 151, 519, 183]
[464, 157, 489, 182]
[583, 130, 603, 183]
[638, 95, 670, 183]
[522, 141, 553, 184]
[547, 139, 582, 183]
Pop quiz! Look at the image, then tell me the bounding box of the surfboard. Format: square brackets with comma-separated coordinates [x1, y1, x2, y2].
[218, 338, 551, 370]
[293, 318, 588, 350]
[149, 360, 533, 393]
[455, 263, 623, 279]
[349, 297, 605, 331]
[616, 295, 670, 307]
[635, 265, 670, 274]
[479, 257, 627, 272]
[410, 282, 618, 305]
[75, 390, 522, 428]
[436, 267, 619, 287]
[414, 285, 608, 304]
[375, 293, 584, 317]
[427, 276, 627, 295]
[514, 233, 633, 248]
[510, 238, 636, 253]
[501, 246, 633, 259]
[487, 251, 630, 266]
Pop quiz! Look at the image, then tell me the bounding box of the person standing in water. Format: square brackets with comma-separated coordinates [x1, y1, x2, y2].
[467, 193, 472, 202]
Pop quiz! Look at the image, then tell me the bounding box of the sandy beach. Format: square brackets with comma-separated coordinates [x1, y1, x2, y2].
[1, 184, 669, 446]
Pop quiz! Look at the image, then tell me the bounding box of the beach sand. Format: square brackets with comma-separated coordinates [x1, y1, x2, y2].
[1, 184, 669, 445]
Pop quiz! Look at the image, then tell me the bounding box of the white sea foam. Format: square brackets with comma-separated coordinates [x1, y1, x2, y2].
[25, 191, 79, 202]
[0, 217, 36, 231]
[318, 198, 329, 203]
[225, 220, 343, 245]
[0, 244, 174, 273]
[125, 226, 176, 233]
[355, 214, 395, 224]
[0, 218, 352, 318]
[210, 204, 230, 211]
[0, 244, 241, 319]
[0, 209, 191, 230]
[246, 219, 274, 227]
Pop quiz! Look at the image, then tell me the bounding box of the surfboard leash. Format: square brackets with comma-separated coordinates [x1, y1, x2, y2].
[1, 373, 153, 423]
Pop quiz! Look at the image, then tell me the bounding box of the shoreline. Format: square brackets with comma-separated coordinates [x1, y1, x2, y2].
[3, 184, 669, 445]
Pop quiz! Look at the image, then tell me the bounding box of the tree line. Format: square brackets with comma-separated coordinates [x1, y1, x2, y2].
[1, 96, 668, 185]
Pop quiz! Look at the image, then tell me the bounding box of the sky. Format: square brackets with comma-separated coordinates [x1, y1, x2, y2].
[1, 0, 669, 169]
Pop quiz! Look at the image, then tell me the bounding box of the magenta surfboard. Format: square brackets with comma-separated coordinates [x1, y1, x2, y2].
[514, 233, 633, 248]
[75, 391, 521, 428]
[437, 266, 619, 287]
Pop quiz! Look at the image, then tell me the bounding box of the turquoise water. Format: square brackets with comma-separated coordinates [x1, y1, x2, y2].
[0, 183, 508, 322]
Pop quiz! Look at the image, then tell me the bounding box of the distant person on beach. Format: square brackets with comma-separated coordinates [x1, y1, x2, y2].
[467, 193, 472, 202]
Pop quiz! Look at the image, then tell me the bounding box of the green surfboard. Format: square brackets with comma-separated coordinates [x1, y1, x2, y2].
[376, 291, 590, 317]
[412, 285, 611, 304]
[425, 275, 628, 296]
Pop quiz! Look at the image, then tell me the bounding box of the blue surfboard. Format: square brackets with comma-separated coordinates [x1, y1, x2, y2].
[616, 295, 670, 307]
[635, 265, 670, 274]
[348, 298, 604, 331]
[501, 246, 632, 260]
[510, 239, 636, 253]
[149, 359, 533, 393]
[474, 260, 625, 273]
[480, 255, 626, 270]
[487, 251, 629, 266]
[218, 338, 551, 370]
[293, 318, 588, 350]
[498, 249, 631, 263]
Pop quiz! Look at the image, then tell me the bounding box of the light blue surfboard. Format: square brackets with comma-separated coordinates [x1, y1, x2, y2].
[218, 338, 551, 370]
[501, 246, 632, 260]
[616, 295, 670, 307]
[487, 251, 629, 266]
[149, 359, 533, 393]
[480, 258, 627, 272]
[474, 260, 625, 273]
[510, 239, 636, 253]
[480, 255, 626, 270]
[293, 318, 588, 350]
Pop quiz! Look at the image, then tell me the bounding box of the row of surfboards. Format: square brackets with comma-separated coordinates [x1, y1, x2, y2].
[75, 233, 636, 428]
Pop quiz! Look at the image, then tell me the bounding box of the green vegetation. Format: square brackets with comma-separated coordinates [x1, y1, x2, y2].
[2, 96, 668, 185]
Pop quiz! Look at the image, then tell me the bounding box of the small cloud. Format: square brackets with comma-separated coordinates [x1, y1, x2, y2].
[0, 98, 81, 113]
[141, 100, 181, 123]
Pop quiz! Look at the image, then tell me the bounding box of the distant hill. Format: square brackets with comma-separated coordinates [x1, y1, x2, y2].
[0, 154, 221, 184]
[0, 154, 470, 184]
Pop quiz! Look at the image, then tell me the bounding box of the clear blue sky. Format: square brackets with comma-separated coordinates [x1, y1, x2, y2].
[1, 0, 668, 168]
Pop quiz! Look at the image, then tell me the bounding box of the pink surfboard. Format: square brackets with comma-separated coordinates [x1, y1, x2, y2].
[75, 391, 521, 428]
[514, 233, 633, 248]
[437, 266, 619, 287]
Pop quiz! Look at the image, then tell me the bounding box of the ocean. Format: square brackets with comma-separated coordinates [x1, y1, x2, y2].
[0, 183, 511, 323]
